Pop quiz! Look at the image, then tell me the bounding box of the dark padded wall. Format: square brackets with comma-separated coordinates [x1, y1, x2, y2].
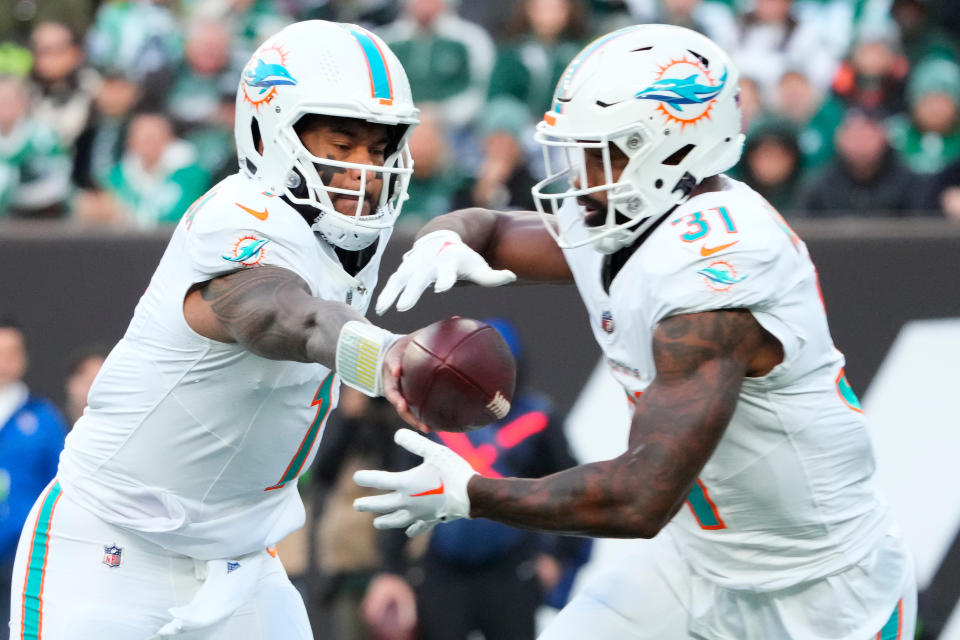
[3, 220, 960, 413]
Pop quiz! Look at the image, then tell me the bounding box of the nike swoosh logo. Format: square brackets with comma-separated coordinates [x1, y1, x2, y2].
[235, 202, 269, 220]
[410, 482, 444, 497]
[700, 241, 739, 257]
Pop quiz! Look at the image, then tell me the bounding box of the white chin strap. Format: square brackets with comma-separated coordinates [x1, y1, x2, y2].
[593, 228, 636, 255]
[311, 204, 391, 251]
[592, 203, 674, 254]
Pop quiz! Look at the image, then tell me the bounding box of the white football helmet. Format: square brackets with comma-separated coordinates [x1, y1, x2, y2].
[235, 21, 419, 250]
[532, 24, 744, 254]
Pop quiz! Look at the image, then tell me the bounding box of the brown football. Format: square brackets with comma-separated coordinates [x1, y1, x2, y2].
[399, 317, 517, 432]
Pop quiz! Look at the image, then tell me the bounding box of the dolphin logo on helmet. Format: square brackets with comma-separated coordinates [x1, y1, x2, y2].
[243, 59, 298, 94]
[635, 68, 727, 111]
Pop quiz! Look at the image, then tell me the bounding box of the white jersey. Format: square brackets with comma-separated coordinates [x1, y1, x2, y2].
[59, 173, 389, 559]
[559, 178, 899, 592]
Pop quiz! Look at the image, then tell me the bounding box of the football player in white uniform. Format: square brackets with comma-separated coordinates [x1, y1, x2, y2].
[356, 25, 917, 639]
[6, 20, 472, 640]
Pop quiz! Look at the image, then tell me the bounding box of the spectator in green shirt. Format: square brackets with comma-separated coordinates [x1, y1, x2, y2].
[184, 89, 237, 187]
[0, 74, 71, 219]
[99, 111, 209, 228]
[71, 65, 142, 227]
[399, 106, 467, 229]
[625, 0, 738, 52]
[453, 99, 537, 212]
[29, 21, 98, 150]
[888, 57, 960, 175]
[735, 117, 805, 214]
[165, 18, 242, 136]
[487, 0, 590, 125]
[381, 0, 495, 132]
[85, 0, 181, 84]
[798, 27, 908, 170]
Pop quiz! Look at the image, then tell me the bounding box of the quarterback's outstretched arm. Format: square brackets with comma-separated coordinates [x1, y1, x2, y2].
[185, 266, 423, 424]
[355, 309, 781, 537]
[185, 266, 363, 366]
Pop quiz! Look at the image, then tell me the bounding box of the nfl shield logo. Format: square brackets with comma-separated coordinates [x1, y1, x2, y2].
[601, 310, 615, 334]
[103, 544, 122, 568]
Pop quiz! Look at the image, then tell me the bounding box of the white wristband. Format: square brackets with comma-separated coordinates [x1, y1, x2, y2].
[335, 321, 400, 397]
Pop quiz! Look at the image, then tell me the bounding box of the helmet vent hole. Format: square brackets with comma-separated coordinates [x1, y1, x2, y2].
[654, 179, 663, 189]
[631, 46, 652, 52]
[662, 144, 695, 166]
[250, 117, 263, 156]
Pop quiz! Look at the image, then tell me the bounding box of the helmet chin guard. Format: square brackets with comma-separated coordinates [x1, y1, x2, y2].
[234, 21, 419, 251]
[533, 24, 744, 254]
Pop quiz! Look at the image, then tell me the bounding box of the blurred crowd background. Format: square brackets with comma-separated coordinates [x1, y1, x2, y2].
[2, 1, 960, 638]
[1, 0, 960, 229]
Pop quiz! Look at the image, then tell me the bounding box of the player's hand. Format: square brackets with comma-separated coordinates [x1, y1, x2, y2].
[375, 230, 516, 315]
[354, 429, 477, 537]
[381, 335, 430, 433]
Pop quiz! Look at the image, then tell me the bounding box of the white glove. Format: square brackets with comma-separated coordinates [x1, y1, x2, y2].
[375, 230, 516, 315]
[354, 429, 478, 537]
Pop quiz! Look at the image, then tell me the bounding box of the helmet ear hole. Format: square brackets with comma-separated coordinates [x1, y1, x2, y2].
[243, 117, 264, 176]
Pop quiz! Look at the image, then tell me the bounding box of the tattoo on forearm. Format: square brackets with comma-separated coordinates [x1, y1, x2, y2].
[198, 266, 359, 365]
[469, 310, 764, 538]
[200, 267, 314, 361]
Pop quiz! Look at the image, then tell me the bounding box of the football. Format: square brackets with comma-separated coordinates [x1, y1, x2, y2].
[399, 317, 517, 432]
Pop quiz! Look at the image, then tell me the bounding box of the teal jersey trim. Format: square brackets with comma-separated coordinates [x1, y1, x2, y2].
[837, 370, 863, 412]
[266, 373, 336, 490]
[686, 478, 726, 530]
[21, 481, 62, 639]
[879, 599, 903, 639]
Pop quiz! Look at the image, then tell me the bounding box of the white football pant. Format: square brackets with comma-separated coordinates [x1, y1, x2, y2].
[539, 528, 916, 640]
[8, 481, 312, 640]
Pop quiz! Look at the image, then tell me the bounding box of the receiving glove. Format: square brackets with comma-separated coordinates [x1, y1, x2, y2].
[353, 429, 478, 537]
[375, 230, 516, 315]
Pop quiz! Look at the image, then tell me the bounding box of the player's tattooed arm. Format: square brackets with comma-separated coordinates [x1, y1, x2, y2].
[468, 309, 776, 538]
[184, 265, 365, 367]
[416, 208, 572, 282]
